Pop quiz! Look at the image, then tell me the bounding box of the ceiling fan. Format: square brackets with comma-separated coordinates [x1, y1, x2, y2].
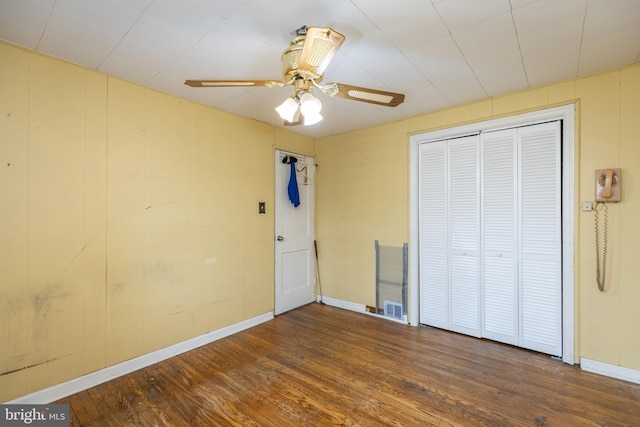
[185, 26, 405, 126]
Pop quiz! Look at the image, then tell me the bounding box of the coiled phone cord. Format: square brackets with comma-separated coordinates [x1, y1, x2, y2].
[594, 202, 608, 291]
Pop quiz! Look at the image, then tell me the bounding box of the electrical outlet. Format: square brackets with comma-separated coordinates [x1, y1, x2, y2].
[581, 201, 593, 212]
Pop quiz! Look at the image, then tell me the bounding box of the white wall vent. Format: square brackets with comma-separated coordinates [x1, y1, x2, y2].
[384, 301, 403, 320]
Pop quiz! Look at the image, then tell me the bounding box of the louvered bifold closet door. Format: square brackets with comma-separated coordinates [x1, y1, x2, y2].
[419, 123, 561, 356]
[448, 137, 480, 337]
[418, 141, 448, 328]
[418, 136, 480, 335]
[482, 130, 518, 345]
[518, 122, 562, 357]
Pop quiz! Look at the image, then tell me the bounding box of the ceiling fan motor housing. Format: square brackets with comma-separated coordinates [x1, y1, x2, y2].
[281, 27, 345, 83]
[282, 36, 318, 81]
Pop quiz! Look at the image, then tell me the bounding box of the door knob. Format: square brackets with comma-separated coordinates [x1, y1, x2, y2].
[276, 235, 284, 241]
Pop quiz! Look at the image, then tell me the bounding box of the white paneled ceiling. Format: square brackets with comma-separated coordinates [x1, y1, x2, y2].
[1, 0, 639, 138]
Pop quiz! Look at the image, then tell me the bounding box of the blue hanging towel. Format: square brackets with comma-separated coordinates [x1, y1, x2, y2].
[288, 161, 300, 207]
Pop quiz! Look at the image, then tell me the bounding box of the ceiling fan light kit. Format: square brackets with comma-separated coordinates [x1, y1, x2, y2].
[276, 91, 324, 125]
[303, 111, 323, 126]
[299, 92, 322, 115]
[185, 26, 405, 127]
[275, 97, 300, 123]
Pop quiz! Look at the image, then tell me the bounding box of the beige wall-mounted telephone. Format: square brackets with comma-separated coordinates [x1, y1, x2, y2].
[595, 168, 621, 202]
[593, 168, 621, 292]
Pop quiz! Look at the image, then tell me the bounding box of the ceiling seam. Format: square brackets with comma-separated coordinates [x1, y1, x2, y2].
[95, 1, 153, 70]
[431, 4, 489, 99]
[347, 0, 454, 106]
[508, 2, 530, 88]
[127, 0, 234, 86]
[575, 0, 589, 77]
[35, 0, 57, 50]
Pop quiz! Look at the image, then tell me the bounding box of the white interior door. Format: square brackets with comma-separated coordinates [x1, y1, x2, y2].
[418, 141, 449, 328]
[274, 150, 315, 315]
[482, 129, 518, 346]
[517, 122, 562, 356]
[448, 136, 480, 337]
[418, 135, 480, 336]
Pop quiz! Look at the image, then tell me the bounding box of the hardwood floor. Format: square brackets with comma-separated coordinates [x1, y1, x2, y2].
[57, 303, 640, 426]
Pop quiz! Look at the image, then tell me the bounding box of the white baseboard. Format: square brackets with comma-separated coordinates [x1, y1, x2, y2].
[317, 295, 366, 312]
[317, 295, 408, 324]
[6, 312, 274, 404]
[580, 358, 640, 385]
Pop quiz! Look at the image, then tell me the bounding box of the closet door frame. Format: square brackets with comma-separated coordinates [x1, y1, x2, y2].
[409, 104, 576, 365]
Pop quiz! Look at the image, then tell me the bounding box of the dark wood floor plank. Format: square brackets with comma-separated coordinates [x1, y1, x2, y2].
[262, 308, 526, 424]
[72, 389, 107, 426]
[284, 305, 638, 425]
[203, 336, 368, 426]
[251, 311, 518, 425]
[219, 335, 416, 426]
[56, 303, 640, 426]
[112, 370, 175, 426]
[236, 325, 466, 426]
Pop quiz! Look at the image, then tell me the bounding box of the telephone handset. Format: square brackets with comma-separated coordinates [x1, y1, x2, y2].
[595, 168, 621, 202]
[593, 168, 621, 291]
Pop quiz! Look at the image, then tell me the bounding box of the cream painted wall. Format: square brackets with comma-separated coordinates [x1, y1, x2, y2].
[0, 41, 314, 402]
[316, 122, 409, 304]
[316, 64, 640, 372]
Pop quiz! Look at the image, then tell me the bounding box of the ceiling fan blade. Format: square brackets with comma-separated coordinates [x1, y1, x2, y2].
[325, 83, 405, 107]
[185, 80, 284, 88]
[297, 27, 345, 78]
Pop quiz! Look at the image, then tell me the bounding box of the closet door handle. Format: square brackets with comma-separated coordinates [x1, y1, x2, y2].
[276, 235, 284, 241]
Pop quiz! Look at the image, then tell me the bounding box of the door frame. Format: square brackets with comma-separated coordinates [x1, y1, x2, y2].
[274, 149, 316, 315]
[409, 104, 576, 365]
